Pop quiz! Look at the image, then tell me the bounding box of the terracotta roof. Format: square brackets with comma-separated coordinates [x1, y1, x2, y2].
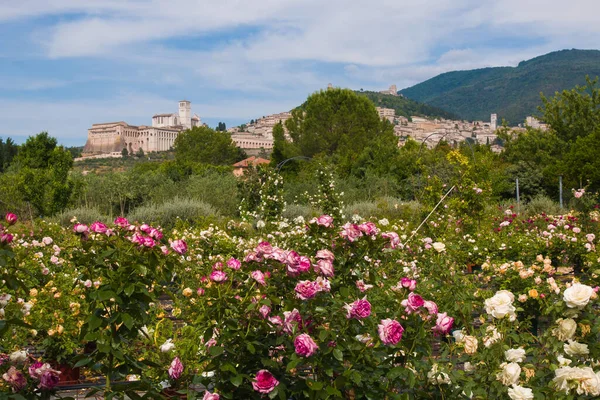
[232, 156, 271, 168]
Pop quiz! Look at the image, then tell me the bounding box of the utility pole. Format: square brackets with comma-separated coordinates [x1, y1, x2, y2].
[559, 175, 563, 209]
[516, 178, 520, 210]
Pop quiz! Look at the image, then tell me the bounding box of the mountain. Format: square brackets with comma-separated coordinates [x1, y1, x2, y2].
[355, 91, 459, 120]
[399, 49, 600, 124]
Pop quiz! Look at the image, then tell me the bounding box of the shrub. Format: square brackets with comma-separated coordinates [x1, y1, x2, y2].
[344, 198, 423, 222]
[53, 206, 110, 226]
[524, 194, 562, 217]
[282, 204, 321, 220]
[127, 198, 218, 228]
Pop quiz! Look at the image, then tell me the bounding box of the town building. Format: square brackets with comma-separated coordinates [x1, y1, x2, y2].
[379, 84, 398, 96]
[82, 101, 202, 158]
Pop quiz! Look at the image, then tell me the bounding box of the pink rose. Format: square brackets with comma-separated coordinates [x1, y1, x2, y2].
[90, 221, 108, 234]
[340, 223, 363, 242]
[344, 297, 371, 319]
[400, 277, 417, 291]
[5, 213, 17, 226]
[142, 237, 156, 248]
[315, 259, 335, 277]
[73, 223, 88, 234]
[170, 239, 187, 255]
[314, 214, 334, 228]
[381, 232, 400, 249]
[358, 221, 378, 235]
[140, 224, 151, 233]
[401, 292, 424, 313]
[114, 217, 129, 228]
[423, 300, 438, 316]
[356, 280, 374, 292]
[255, 241, 273, 256]
[294, 333, 318, 357]
[315, 276, 331, 292]
[203, 392, 220, 400]
[315, 249, 335, 261]
[28, 362, 45, 379]
[286, 251, 311, 276]
[251, 270, 266, 286]
[2, 366, 26, 391]
[295, 280, 318, 300]
[252, 369, 279, 394]
[378, 319, 404, 345]
[197, 288, 205, 296]
[259, 305, 271, 319]
[149, 228, 163, 240]
[432, 312, 454, 335]
[168, 357, 184, 380]
[210, 270, 227, 283]
[161, 245, 169, 255]
[39, 369, 60, 389]
[226, 257, 241, 270]
[268, 316, 283, 326]
[283, 309, 302, 334]
[268, 248, 287, 263]
[0, 233, 13, 244]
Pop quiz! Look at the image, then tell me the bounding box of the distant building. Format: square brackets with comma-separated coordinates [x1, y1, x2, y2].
[525, 116, 548, 130]
[82, 101, 202, 158]
[233, 156, 270, 177]
[379, 84, 398, 96]
[490, 113, 498, 131]
[376, 107, 395, 121]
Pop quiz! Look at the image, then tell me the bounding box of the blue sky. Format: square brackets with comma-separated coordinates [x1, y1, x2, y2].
[1, 0, 599, 146]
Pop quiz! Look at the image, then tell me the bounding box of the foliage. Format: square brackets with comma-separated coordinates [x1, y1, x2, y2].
[400, 49, 600, 124]
[174, 126, 242, 165]
[127, 198, 219, 228]
[356, 91, 459, 120]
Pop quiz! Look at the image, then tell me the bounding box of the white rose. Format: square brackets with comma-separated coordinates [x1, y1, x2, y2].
[9, 350, 28, 363]
[505, 348, 526, 363]
[427, 363, 451, 385]
[564, 340, 589, 356]
[464, 361, 476, 372]
[463, 335, 478, 355]
[553, 318, 577, 341]
[557, 355, 572, 367]
[508, 384, 534, 400]
[483, 325, 503, 348]
[554, 366, 600, 396]
[432, 242, 446, 252]
[452, 329, 465, 343]
[160, 338, 175, 353]
[497, 362, 521, 386]
[485, 290, 516, 320]
[563, 283, 594, 308]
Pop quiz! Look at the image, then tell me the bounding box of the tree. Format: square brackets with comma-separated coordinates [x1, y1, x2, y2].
[277, 88, 398, 175]
[14, 132, 73, 216]
[216, 122, 227, 132]
[136, 148, 145, 158]
[121, 148, 129, 157]
[174, 126, 241, 165]
[0, 137, 18, 172]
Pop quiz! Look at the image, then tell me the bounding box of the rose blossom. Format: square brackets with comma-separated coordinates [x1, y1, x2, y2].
[553, 318, 577, 341]
[358, 221, 378, 235]
[340, 223, 363, 242]
[497, 362, 521, 386]
[210, 270, 227, 283]
[381, 232, 400, 248]
[344, 297, 371, 319]
[564, 340, 589, 356]
[553, 366, 600, 396]
[294, 334, 318, 357]
[251, 270, 266, 286]
[563, 283, 594, 308]
[315, 259, 334, 277]
[433, 312, 454, 335]
[160, 339, 175, 353]
[423, 300, 438, 315]
[170, 239, 187, 255]
[315, 249, 334, 261]
[356, 280, 374, 292]
[259, 305, 271, 319]
[2, 366, 26, 391]
[114, 217, 129, 227]
[283, 309, 302, 334]
[432, 242, 446, 252]
[505, 348, 526, 363]
[295, 280, 318, 300]
[484, 290, 517, 320]
[313, 215, 334, 228]
[252, 370, 279, 394]
[226, 257, 241, 270]
[400, 277, 417, 291]
[73, 223, 88, 234]
[168, 357, 184, 380]
[463, 335, 478, 354]
[90, 221, 108, 233]
[5, 213, 17, 225]
[401, 292, 424, 313]
[378, 319, 404, 345]
[203, 392, 220, 400]
[508, 385, 534, 400]
[39, 369, 60, 389]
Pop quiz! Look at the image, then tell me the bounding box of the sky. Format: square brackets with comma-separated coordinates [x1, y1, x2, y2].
[1, 0, 600, 146]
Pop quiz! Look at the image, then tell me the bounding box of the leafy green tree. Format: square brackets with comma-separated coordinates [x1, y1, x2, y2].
[121, 147, 129, 157]
[216, 122, 227, 132]
[136, 148, 145, 158]
[278, 88, 398, 175]
[0, 137, 18, 172]
[14, 132, 73, 216]
[174, 126, 241, 165]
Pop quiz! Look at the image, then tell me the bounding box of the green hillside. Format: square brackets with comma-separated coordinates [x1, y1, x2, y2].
[356, 91, 459, 120]
[399, 49, 600, 124]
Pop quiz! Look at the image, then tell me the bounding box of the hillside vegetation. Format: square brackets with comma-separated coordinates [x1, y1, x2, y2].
[400, 49, 600, 124]
[356, 91, 459, 120]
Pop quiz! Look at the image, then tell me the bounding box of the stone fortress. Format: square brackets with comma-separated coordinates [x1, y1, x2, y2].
[81, 101, 202, 158]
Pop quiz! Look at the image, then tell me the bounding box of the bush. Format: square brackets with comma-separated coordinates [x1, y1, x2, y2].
[524, 194, 562, 217]
[53, 207, 110, 226]
[282, 204, 321, 220]
[344, 198, 423, 222]
[127, 198, 219, 228]
[183, 172, 240, 216]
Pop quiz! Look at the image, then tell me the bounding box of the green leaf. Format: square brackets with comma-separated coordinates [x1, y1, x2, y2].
[87, 315, 103, 331]
[121, 313, 134, 330]
[209, 346, 224, 357]
[124, 283, 135, 297]
[307, 380, 323, 391]
[246, 342, 256, 354]
[333, 348, 343, 361]
[230, 375, 243, 387]
[74, 357, 92, 368]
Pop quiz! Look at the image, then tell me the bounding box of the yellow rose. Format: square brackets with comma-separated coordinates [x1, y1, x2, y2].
[528, 289, 538, 299]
